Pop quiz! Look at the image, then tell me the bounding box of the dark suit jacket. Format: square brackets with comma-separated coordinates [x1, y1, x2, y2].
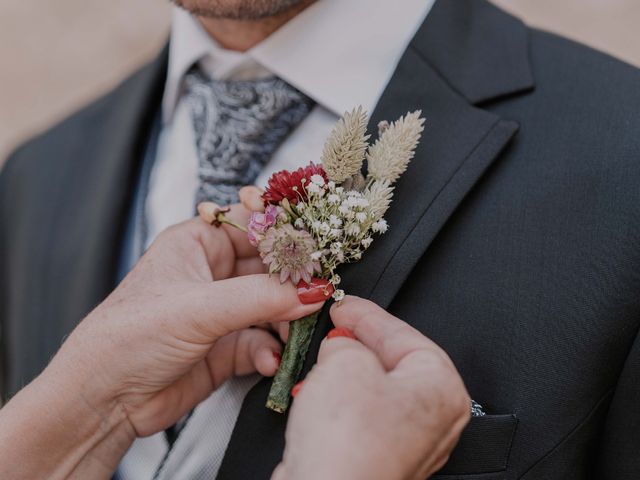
[2, 1, 639, 478]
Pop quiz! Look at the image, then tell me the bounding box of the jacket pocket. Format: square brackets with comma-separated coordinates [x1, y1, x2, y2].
[432, 414, 518, 478]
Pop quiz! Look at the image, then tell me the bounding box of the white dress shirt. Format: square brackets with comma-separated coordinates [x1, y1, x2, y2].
[119, 1, 435, 478]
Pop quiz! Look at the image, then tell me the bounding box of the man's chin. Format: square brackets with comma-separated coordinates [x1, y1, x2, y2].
[171, 0, 311, 20]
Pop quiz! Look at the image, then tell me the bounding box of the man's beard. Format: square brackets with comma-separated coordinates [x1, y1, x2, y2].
[171, 0, 311, 20]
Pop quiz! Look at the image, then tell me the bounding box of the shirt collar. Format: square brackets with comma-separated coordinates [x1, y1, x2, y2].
[162, 0, 435, 123]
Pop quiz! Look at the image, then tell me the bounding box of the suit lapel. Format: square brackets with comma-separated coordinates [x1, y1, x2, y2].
[218, 1, 533, 477]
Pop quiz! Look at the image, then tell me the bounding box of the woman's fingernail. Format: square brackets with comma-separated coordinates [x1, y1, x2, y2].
[297, 278, 334, 304]
[291, 381, 304, 398]
[327, 327, 357, 340]
[272, 351, 282, 366]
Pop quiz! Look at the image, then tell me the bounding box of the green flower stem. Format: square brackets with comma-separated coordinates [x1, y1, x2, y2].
[216, 213, 248, 233]
[266, 311, 320, 413]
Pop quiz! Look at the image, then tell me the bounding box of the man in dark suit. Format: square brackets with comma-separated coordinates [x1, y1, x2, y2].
[1, 0, 639, 478]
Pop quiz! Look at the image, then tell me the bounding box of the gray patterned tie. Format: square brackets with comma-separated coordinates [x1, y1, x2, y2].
[185, 68, 315, 206]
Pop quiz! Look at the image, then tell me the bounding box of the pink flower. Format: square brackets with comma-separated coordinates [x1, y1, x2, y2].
[258, 224, 322, 284]
[247, 205, 280, 247]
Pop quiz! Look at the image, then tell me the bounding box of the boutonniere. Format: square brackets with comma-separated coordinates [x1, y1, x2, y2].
[216, 107, 424, 412]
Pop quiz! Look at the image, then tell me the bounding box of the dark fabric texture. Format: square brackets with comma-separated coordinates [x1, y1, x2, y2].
[2, 0, 640, 478]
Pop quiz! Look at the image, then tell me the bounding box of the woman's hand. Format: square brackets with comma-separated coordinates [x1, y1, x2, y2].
[274, 296, 471, 480]
[0, 207, 327, 480]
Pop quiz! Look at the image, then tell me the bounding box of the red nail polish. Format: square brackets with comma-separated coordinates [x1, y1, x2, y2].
[291, 381, 304, 398]
[327, 327, 356, 340]
[297, 278, 334, 304]
[272, 352, 281, 366]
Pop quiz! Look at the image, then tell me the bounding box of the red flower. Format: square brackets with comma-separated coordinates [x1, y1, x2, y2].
[263, 163, 328, 205]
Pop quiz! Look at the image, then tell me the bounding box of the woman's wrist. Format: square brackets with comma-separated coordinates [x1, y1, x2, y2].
[0, 346, 135, 479]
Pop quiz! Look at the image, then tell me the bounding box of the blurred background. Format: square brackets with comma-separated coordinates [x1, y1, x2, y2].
[1, 0, 639, 165]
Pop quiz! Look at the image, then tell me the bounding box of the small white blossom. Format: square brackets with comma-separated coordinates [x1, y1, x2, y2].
[347, 196, 360, 207]
[372, 219, 389, 233]
[329, 215, 342, 227]
[312, 220, 321, 230]
[330, 228, 342, 238]
[346, 223, 361, 236]
[338, 205, 351, 216]
[330, 242, 343, 254]
[335, 186, 344, 194]
[331, 274, 342, 284]
[294, 218, 305, 229]
[361, 237, 373, 248]
[327, 181, 336, 189]
[355, 212, 367, 223]
[310, 174, 325, 186]
[352, 252, 362, 260]
[306, 182, 321, 194]
[310, 251, 323, 261]
[319, 222, 331, 235]
[333, 289, 346, 301]
[328, 193, 340, 204]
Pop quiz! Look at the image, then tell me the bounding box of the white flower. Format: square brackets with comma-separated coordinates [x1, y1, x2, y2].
[333, 289, 345, 301]
[352, 252, 362, 260]
[372, 219, 389, 233]
[355, 212, 367, 223]
[310, 174, 325, 186]
[359, 198, 370, 208]
[328, 193, 341, 204]
[331, 274, 342, 285]
[330, 228, 343, 238]
[329, 215, 342, 227]
[310, 251, 323, 261]
[327, 181, 336, 189]
[306, 182, 321, 194]
[361, 237, 373, 248]
[312, 220, 321, 230]
[330, 242, 343, 254]
[294, 218, 305, 229]
[319, 222, 331, 235]
[338, 205, 351, 216]
[346, 196, 360, 208]
[346, 223, 361, 236]
[335, 186, 344, 194]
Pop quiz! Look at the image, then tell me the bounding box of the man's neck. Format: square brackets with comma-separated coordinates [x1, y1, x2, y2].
[197, 0, 315, 52]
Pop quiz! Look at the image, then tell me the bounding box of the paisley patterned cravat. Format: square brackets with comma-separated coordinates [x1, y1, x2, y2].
[185, 68, 315, 206]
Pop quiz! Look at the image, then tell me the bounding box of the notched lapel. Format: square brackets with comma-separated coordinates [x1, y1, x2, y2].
[339, 47, 520, 309]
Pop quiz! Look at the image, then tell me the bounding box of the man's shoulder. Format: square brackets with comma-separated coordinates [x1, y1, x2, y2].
[516, 28, 640, 160]
[528, 28, 640, 116]
[1, 51, 166, 185]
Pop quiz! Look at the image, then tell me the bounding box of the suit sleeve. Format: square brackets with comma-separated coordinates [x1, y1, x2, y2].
[596, 326, 640, 478]
[0, 156, 10, 402]
[0, 150, 19, 402]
